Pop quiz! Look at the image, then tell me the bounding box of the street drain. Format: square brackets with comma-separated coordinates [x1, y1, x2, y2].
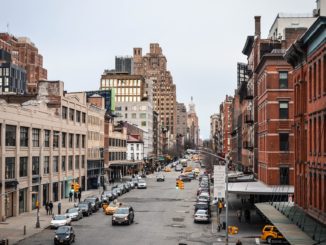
[173, 217, 184, 222]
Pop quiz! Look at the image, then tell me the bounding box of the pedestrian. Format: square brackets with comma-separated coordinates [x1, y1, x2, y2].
[49, 201, 53, 215]
[236, 239, 242, 245]
[69, 191, 73, 202]
[78, 192, 81, 203]
[45, 201, 49, 215]
[237, 209, 242, 223]
[217, 223, 221, 232]
[218, 201, 223, 214]
[74, 192, 77, 202]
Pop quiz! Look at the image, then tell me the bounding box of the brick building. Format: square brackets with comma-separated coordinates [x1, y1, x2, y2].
[133, 44, 177, 143]
[219, 95, 233, 156]
[285, 16, 326, 224]
[0, 33, 47, 94]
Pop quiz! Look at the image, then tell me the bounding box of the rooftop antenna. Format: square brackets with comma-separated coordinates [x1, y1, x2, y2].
[6, 23, 10, 34]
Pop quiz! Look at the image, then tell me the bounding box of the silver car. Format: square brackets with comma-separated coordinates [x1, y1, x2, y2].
[194, 209, 210, 223]
[66, 207, 83, 221]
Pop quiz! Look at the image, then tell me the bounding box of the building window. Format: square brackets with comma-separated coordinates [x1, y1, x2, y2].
[76, 111, 81, 123]
[141, 121, 146, 126]
[280, 166, 289, 185]
[81, 155, 85, 168]
[53, 156, 59, 173]
[69, 134, 73, 148]
[20, 127, 29, 147]
[32, 128, 40, 147]
[62, 156, 66, 172]
[279, 102, 289, 119]
[132, 113, 136, 119]
[44, 156, 49, 174]
[69, 108, 75, 121]
[62, 106, 67, 119]
[53, 131, 59, 148]
[6, 125, 16, 146]
[140, 113, 146, 119]
[82, 135, 85, 148]
[32, 156, 40, 175]
[44, 130, 50, 147]
[76, 134, 80, 148]
[75, 155, 79, 169]
[82, 112, 86, 123]
[279, 133, 289, 151]
[68, 156, 73, 170]
[5, 157, 15, 179]
[62, 132, 66, 148]
[279, 71, 288, 89]
[136, 144, 139, 150]
[19, 157, 28, 177]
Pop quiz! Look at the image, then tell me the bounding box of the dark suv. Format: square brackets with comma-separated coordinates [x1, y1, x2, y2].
[78, 202, 92, 216]
[84, 197, 100, 212]
[112, 207, 135, 225]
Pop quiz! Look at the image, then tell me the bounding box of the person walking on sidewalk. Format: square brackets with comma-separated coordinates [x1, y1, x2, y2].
[237, 209, 242, 223]
[45, 202, 49, 215]
[49, 201, 53, 215]
[69, 191, 73, 202]
[218, 201, 223, 214]
[78, 192, 81, 203]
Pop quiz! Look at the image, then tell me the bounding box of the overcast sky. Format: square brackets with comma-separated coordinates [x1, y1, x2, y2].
[1, 0, 315, 139]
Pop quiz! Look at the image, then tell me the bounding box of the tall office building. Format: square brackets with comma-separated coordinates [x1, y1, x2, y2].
[133, 43, 177, 142]
[115, 56, 134, 74]
[187, 97, 200, 148]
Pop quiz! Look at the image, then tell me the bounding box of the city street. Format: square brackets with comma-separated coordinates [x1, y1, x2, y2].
[15, 168, 264, 245]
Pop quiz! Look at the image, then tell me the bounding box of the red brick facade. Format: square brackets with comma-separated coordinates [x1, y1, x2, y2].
[285, 17, 326, 224]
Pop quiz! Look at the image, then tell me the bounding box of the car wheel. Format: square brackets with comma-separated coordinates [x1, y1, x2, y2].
[266, 236, 273, 244]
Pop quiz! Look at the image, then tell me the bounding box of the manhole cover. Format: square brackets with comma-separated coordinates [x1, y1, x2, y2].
[173, 217, 184, 222]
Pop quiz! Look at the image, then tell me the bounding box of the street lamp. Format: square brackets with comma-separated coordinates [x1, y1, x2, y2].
[197, 149, 230, 245]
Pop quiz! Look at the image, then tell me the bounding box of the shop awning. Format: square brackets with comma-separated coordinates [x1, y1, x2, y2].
[108, 161, 143, 167]
[255, 202, 316, 245]
[228, 181, 294, 195]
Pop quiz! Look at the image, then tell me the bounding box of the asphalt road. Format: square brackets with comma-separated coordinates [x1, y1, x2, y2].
[16, 168, 217, 245]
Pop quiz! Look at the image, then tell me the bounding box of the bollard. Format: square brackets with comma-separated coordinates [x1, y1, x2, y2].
[24, 225, 26, 235]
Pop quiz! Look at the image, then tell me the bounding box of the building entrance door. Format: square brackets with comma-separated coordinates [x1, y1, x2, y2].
[5, 192, 14, 218]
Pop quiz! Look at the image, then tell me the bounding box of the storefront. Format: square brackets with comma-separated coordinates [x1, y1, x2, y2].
[52, 182, 59, 202]
[42, 184, 49, 205]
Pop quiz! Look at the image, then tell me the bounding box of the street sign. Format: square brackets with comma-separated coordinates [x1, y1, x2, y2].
[214, 165, 226, 199]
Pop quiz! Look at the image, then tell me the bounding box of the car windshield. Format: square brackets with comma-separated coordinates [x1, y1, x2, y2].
[196, 210, 207, 215]
[78, 204, 87, 208]
[109, 202, 118, 207]
[53, 215, 66, 220]
[196, 204, 208, 208]
[67, 208, 78, 213]
[85, 198, 95, 203]
[115, 208, 129, 214]
[56, 226, 70, 234]
[139, 180, 145, 183]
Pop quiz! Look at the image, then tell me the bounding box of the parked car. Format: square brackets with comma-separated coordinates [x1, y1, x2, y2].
[112, 188, 120, 197]
[118, 184, 127, 194]
[137, 179, 147, 189]
[102, 191, 115, 202]
[105, 201, 121, 215]
[65, 207, 83, 221]
[156, 174, 165, 182]
[123, 182, 131, 192]
[128, 181, 135, 189]
[197, 194, 210, 203]
[194, 209, 210, 223]
[77, 202, 92, 216]
[112, 206, 135, 225]
[194, 202, 211, 216]
[84, 197, 100, 212]
[50, 214, 72, 229]
[54, 226, 75, 245]
[261, 225, 285, 244]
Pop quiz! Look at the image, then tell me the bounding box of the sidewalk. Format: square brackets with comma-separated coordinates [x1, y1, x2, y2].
[0, 188, 101, 245]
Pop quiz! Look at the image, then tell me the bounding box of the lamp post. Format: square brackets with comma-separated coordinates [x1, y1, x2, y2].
[197, 149, 230, 244]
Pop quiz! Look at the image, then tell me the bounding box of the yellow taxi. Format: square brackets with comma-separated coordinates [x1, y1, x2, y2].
[164, 167, 171, 172]
[193, 168, 200, 175]
[105, 202, 121, 215]
[261, 225, 285, 244]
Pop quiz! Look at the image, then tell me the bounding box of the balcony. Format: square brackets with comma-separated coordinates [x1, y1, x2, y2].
[243, 141, 253, 151]
[244, 113, 254, 124]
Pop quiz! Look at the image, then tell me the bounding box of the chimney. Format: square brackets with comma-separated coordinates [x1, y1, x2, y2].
[254, 16, 261, 37]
